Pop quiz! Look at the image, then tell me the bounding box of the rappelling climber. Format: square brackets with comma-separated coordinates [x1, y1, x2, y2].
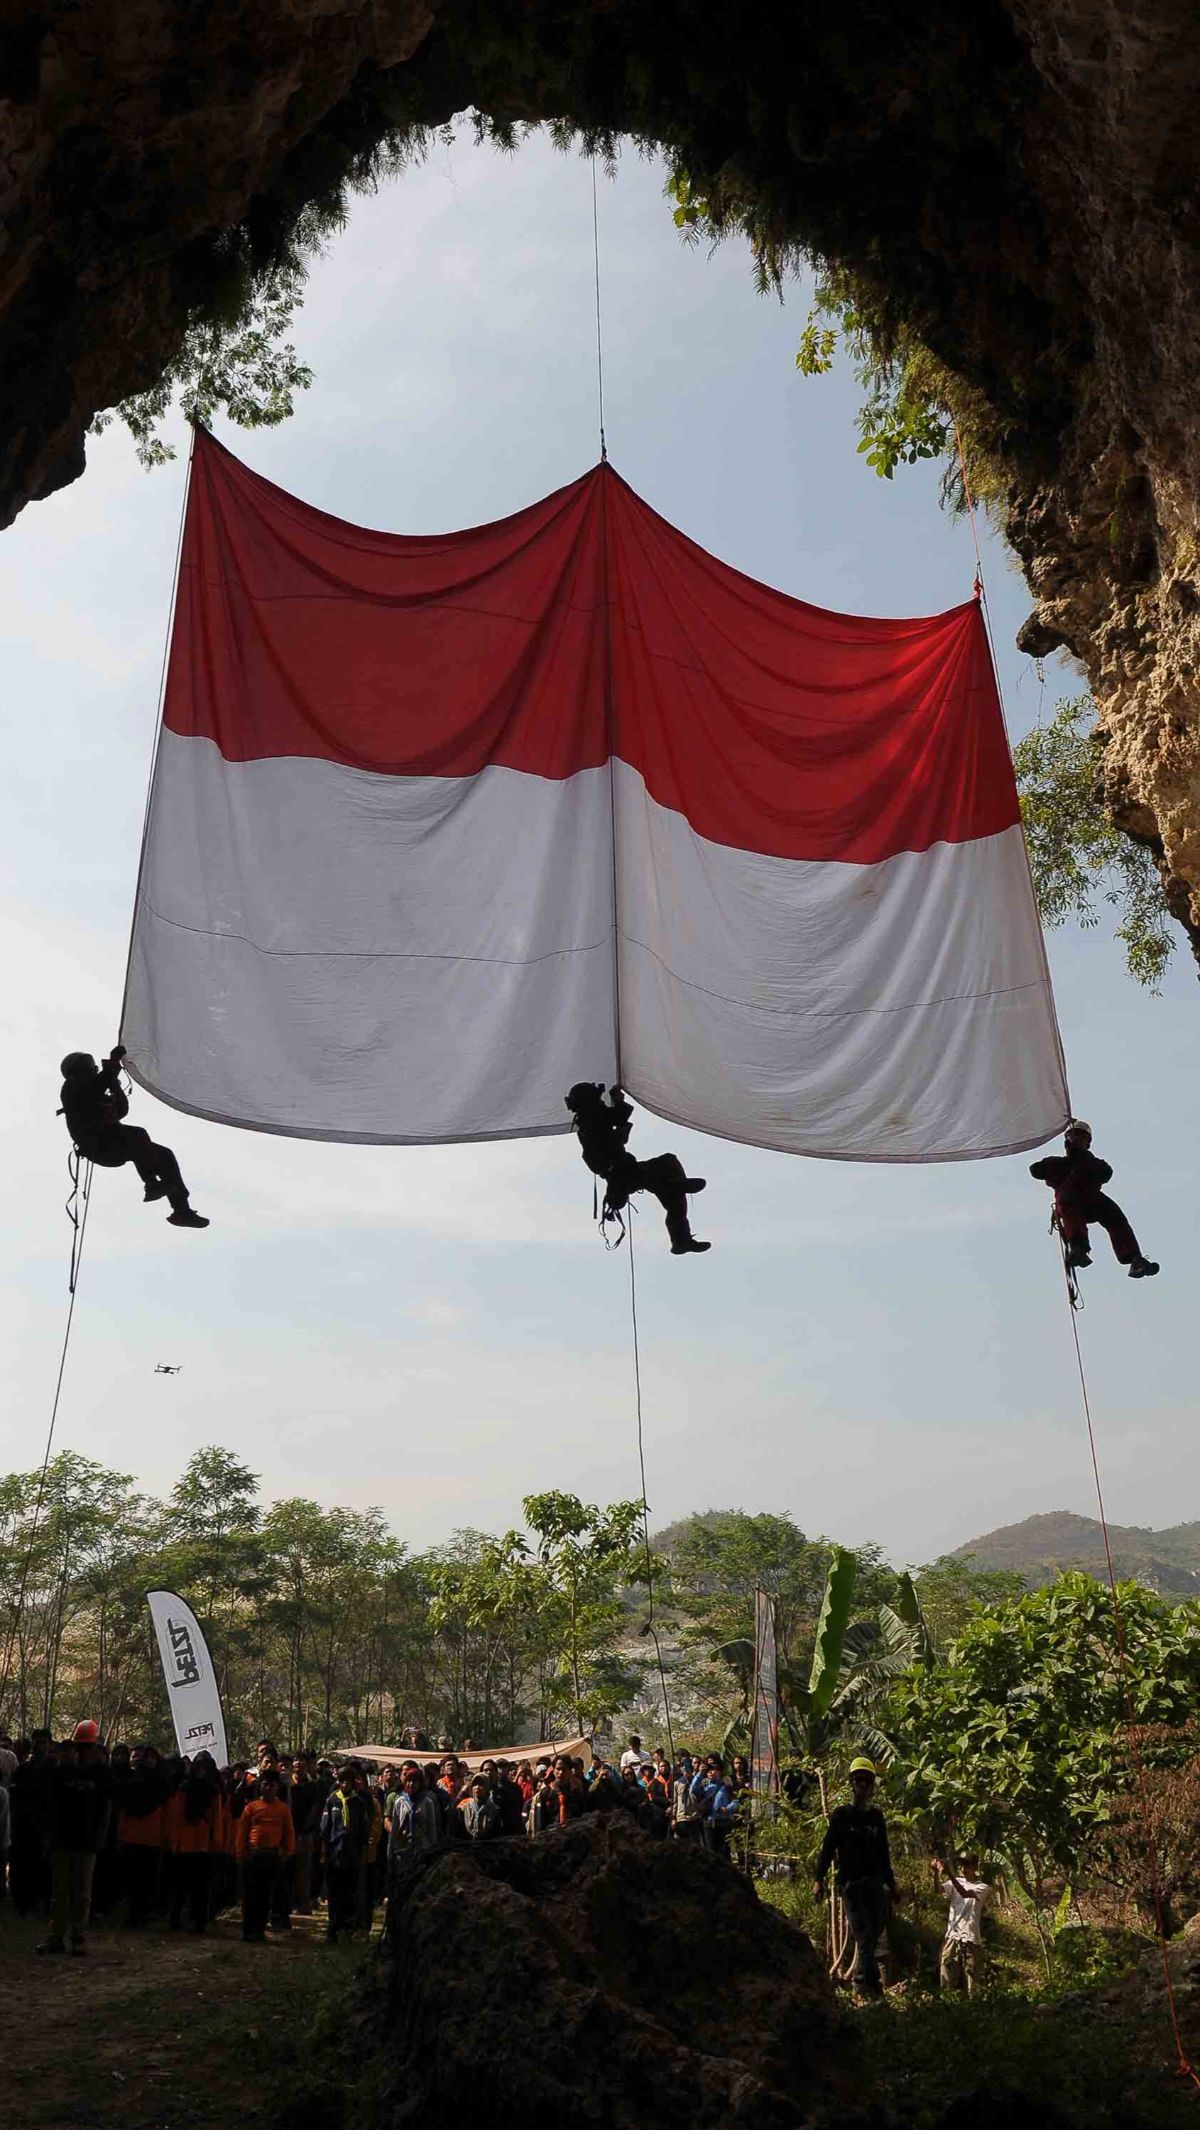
[59, 1045, 209, 1228]
[1030, 1120, 1156, 1279]
[564, 1082, 710, 1254]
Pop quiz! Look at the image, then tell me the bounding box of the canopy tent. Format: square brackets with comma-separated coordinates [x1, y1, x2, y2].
[122, 428, 1069, 1163]
[336, 1736, 593, 1772]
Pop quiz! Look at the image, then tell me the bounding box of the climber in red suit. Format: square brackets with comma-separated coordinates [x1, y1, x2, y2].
[1030, 1120, 1158, 1279]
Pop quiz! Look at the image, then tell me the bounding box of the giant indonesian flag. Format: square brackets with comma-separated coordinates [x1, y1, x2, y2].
[122, 428, 1069, 1161]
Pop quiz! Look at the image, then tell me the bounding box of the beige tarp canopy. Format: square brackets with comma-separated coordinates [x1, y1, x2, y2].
[334, 1736, 593, 1773]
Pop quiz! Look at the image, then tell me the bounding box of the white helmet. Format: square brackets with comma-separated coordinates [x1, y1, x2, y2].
[1065, 1118, 1093, 1143]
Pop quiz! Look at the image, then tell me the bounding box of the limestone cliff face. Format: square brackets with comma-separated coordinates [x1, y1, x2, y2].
[2, 0, 1198, 952]
[1006, 0, 1200, 954]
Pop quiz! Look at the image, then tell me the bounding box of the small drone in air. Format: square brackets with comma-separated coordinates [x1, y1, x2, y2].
[154, 1364, 181, 1376]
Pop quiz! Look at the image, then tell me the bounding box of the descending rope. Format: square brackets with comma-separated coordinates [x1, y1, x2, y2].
[1, 430, 192, 1725]
[591, 158, 608, 465]
[588, 288, 672, 1752]
[1059, 1262, 1200, 2089]
[0, 1155, 94, 1721]
[625, 1217, 676, 1760]
[954, 420, 1193, 2077]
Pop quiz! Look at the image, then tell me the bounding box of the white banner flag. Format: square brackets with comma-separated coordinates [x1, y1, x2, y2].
[146, 1589, 228, 1767]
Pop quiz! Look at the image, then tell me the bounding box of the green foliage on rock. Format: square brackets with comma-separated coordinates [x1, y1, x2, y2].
[1014, 694, 1175, 989]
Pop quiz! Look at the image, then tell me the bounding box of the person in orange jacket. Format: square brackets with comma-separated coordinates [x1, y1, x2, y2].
[116, 1744, 170, 1927]
[166, 1753, 225, 1934]
[236, 1767, 295, 1943]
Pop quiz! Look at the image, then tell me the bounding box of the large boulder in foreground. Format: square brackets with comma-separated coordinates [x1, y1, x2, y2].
[383, 1813, 846, 2127]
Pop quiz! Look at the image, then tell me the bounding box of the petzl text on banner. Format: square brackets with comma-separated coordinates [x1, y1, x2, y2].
[146, 1589, 228, 1767]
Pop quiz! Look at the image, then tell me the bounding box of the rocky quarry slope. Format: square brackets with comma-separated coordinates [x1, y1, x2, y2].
[2, 0, 1199, 956]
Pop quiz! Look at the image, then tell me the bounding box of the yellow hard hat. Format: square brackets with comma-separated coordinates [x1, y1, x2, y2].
[849, 1756, 877, 1776]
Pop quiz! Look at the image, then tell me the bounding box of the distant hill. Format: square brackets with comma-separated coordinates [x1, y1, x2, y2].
[954, 1510, 1200, 1598]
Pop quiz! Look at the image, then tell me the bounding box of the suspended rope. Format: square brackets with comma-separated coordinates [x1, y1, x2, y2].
[591, 157, 608, 464]
[952, 416, 985, 598]
[0, 1153, 94, 1720]
[960, 404, 1200, 2086]
[1059, 1261, 1200, 2091]
[1, 427, 195, 1727]
[118, 421, 196, 1045]
[587, 254, 673, 1749]
[950, 422, 1073, 1128]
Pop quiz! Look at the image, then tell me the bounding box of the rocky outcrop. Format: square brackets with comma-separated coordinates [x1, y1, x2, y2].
[3, 1, 1199, 949]
[377, 1813, 845, 2126]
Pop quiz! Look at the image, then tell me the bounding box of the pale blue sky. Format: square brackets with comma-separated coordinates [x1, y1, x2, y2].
[2, 130, 1194, 1563]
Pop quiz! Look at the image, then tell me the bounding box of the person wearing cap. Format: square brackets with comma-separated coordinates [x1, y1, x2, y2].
[1030, 1120, 1158, 1279]
[36, 1720, 115, 1956]
[813, 1758, 897, 1999]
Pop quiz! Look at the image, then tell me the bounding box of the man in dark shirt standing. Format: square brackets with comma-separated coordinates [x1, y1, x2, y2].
[813, 1757, 897, 1999]
[37, 1721, 115, 1956]
[59, 1044, 209, 1228]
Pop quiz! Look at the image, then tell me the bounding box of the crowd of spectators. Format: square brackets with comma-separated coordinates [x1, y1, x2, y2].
[0, 1726, 747, 1954]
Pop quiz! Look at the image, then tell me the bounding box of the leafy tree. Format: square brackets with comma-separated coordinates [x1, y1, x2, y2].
[893, 1574, 1200, 1948]
[523, 1491, 646, 1734]
[90, 255, 313, 469]
[662, 1509, 834, 1660]
[794, 275, 957, 486]
[909, 1555, 1029, 1653]
[88, 134, 441, 468]
[424, 1527, 559, 1744]
[0, 1454, 150, 1736]
[1014, 695, 1175, 989]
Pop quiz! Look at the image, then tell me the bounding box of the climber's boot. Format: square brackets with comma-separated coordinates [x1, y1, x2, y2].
[168, 1202, 210, 1229]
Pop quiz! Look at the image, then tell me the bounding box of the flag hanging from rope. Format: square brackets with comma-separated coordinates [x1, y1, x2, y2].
[122, 427, 1069, 1160]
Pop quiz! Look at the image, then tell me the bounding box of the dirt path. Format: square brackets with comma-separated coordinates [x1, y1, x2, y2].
[1, 1904, 338, 2130]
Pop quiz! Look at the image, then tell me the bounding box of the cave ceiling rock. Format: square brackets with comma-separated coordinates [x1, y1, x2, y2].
[2, 0, 1198, 952]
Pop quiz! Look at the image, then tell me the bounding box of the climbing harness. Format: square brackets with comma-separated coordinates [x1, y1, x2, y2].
[1052, 1213, 1083, 1313]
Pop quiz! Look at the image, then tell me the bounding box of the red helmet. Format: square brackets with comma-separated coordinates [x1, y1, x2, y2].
[72, 1719, 100, 1744]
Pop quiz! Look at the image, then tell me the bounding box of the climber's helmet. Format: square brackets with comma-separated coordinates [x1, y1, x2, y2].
[565, 1082, 605, 1114]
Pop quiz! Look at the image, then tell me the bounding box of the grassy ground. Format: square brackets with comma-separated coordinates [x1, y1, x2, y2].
[0, 1898, 368, 2130]
[4, 1876, 1197, 2130]
[757, 1870, 1200, 2130]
